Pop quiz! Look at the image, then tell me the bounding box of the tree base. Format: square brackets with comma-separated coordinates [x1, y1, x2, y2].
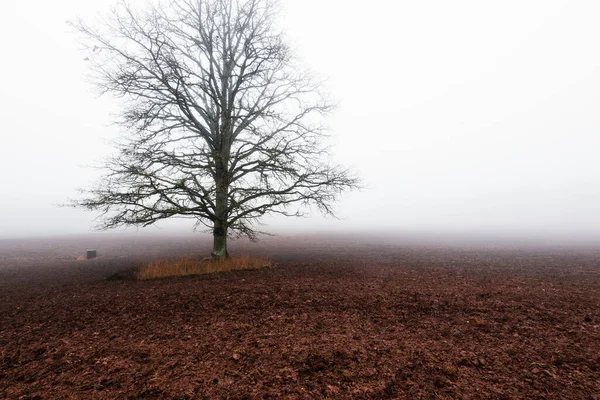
[211, 249, 230, 261]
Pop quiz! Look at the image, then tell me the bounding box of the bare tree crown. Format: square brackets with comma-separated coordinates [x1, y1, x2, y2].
[71, 0, 359, 246]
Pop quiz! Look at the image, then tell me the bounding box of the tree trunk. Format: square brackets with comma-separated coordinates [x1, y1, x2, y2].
[212, 155, 230, 260]
[211, 191, 229, 259]
[212, 223, 229, 260]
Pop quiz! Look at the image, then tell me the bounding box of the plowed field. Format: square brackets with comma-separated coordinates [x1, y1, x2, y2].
[1, 234, 599, 399]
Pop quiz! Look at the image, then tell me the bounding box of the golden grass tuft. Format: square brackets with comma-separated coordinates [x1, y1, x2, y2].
[136, 256, 272, 280]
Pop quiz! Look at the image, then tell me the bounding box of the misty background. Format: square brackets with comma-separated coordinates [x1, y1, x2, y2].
[1, 0, 600, 241]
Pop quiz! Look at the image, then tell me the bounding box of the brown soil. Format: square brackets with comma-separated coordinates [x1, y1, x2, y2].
[1, 233, 599, 399]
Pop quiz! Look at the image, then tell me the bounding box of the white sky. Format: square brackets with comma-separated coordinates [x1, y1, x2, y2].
[1, 0, 600, 240]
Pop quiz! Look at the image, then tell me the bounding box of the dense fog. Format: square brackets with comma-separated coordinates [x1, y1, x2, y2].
[1, 0, 600, 242]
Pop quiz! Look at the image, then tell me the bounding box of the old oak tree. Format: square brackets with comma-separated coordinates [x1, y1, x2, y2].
[72, 0, 359, 259]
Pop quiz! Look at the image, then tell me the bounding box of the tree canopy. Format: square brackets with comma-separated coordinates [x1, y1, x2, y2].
[71, 0, 359, 258]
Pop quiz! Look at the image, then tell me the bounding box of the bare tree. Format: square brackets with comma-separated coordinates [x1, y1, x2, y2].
[70, 0, 359, 259]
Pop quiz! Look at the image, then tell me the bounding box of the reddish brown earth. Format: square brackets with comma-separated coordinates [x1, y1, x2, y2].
[1, 233, 599, 399]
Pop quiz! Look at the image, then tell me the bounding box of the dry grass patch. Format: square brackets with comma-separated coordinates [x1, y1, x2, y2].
[136, 256, 272, 280]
